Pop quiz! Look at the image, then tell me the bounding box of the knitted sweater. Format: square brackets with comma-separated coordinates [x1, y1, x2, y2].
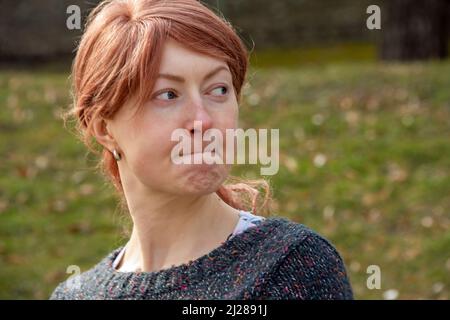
[49, 216, 354, 300]
[113, 210, 266, 271]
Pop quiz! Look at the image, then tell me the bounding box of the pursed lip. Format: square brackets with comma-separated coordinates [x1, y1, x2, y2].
[179, 150, 218, 157]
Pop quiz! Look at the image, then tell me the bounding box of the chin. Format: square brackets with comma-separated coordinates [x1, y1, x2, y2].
[180, 166, 227, 195]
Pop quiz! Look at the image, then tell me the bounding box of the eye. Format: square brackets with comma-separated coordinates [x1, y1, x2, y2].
[210, 86, 228, 97]
[155, 90, 178, 101]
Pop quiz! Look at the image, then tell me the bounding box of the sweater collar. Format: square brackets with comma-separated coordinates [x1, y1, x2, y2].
[92, 216, 286, 296]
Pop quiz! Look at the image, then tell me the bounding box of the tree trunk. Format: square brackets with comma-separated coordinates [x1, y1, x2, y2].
[380, 0, 449, 61]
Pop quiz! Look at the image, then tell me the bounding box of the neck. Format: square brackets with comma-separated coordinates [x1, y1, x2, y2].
[119, 190, 240, 272]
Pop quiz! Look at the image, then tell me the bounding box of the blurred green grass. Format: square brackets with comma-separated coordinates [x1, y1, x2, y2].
[250, 43, 376, 68]
[0, 43, 449, 299]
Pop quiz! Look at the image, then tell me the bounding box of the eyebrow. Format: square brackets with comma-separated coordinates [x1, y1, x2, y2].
[157, 65, 230, 83]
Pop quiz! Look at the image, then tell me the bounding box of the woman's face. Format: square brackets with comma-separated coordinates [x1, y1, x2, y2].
[107, 39, 239, 196]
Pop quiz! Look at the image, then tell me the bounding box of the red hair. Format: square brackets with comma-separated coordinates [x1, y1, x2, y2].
[66, 0, 271, 215]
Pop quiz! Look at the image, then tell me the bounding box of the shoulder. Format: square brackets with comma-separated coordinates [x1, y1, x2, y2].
[49, 275, 83, 300]
[49, 269, 92, 300]
[262, 215, 346, 254]
[251, 216, 354, 299]
[49, 247, 120, 300]
[257, 216, 330, 252]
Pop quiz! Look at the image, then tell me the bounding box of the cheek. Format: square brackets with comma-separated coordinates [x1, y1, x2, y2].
[125, 137, 172, 190]
[207, 102, 238, 161]
[122, 122, 172, 173]
[226, 109, 238, 128]
[216, 100, 239, 128]
[223, 103, 239, 135]
[126, 111, 175, 154]
[126, 139, 157, 173]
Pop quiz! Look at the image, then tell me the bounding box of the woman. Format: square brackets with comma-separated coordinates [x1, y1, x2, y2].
[50, 0, 353, 299]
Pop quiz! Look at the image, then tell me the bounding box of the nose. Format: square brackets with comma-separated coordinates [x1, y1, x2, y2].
[185, 99, 213, 136]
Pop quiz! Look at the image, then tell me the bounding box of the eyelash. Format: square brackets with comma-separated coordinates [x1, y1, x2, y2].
[154, 85, 229, 101]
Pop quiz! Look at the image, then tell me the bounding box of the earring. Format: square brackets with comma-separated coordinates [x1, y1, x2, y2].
[112, 149, 122, 161]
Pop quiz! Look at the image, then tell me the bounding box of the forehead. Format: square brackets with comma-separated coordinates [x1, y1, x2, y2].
[158, 39, 229, 74]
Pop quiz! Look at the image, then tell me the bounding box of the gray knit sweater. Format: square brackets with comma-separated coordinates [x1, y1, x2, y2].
[49, 216, 353, 299]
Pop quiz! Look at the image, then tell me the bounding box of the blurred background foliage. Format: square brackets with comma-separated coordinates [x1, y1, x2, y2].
[0, 0, 449, 299]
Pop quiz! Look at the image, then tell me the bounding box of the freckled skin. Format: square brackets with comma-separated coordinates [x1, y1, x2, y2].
[108, 39, 238, 196]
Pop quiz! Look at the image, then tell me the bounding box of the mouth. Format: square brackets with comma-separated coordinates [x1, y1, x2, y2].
[179, 150, 218, 157]
[176, 150, 223, 165]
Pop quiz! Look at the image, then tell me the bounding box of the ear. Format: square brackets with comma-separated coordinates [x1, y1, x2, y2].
[91, 117, 116, 151]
